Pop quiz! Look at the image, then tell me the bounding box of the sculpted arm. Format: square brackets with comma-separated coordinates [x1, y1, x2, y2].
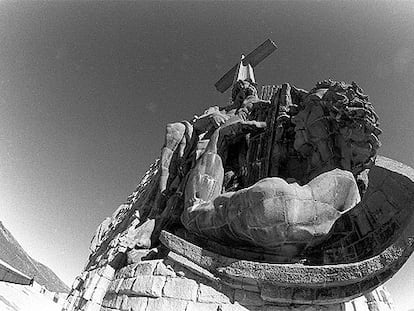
[181, 130, 230, 237]
[192, 108, 230, 135]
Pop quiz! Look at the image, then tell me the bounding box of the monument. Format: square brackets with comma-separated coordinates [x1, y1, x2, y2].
[63, 39, 413, 311]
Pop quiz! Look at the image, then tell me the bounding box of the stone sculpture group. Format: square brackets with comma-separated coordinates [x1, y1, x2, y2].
[63, 40, 414, 311]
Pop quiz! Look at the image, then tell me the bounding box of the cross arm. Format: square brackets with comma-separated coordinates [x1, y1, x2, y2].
[214, 39, 277, 93]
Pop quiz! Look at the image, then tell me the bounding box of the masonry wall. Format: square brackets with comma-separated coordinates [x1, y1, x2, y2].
[59, 252, 392, 311]
[99, 256, 346, 311]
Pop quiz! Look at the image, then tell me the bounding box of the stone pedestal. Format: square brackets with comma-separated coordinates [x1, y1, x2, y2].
[94, 255, 394, 311]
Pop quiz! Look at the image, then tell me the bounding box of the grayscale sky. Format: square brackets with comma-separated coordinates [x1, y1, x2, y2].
[0, 1, 413, 309]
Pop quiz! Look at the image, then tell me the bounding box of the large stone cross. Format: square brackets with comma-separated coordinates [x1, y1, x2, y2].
[214, 39, 277, 93]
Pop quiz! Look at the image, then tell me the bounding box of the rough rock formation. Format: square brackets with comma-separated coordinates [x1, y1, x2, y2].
[63, 41, 413, 311]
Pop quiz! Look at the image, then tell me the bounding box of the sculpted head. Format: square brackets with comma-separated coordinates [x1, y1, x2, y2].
[292, 80, 381, 180]
[231, 79, 258, 107]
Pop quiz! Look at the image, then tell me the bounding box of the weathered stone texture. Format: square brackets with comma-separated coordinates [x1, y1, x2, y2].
[65, 241, 399, 311]
[133, 261, 158, 276]
[186, 301, 220, 311]
[153, 261, 176, 277]
[218, 303, 252, 311]
[72, 257, 396, 311]
[80, 300, 102, 311]
[102, 292, 118, 308]
[167, 252, 218, 282]
[146, 297, 188, 311]
[130, 276, 166, 298]
[198, 283, 233, 304]
[116, 264, 139, 280]
[234, 290, 264, 306]
[120, 296, 148, 311]
[107, 279, 122, 294]
[117, 278, 135, 295]
[162, 277, 198, 301]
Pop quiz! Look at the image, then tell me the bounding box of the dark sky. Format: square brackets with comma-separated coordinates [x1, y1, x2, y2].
[0, 1, 413, 309]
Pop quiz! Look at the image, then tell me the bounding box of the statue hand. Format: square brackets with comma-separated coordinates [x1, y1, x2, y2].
[209, 111, 230, 129]
[193, 111, 229, 133]
[236, 107, 249, 121]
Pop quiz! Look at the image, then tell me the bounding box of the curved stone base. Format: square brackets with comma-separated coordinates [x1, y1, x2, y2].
[159, 230, 409, 306]
[83, 256, 393, 311]
[61, 247, 395, 311]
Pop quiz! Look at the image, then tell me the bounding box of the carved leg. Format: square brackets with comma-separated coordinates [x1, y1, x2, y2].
[159, 122, 186, 193]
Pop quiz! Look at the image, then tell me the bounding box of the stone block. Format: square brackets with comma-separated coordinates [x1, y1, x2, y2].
[197, 283, 232, 304]
[91, 285, 108, 303]
[167, 251, 219, 282]
[131, 275, 166, 297]
[134, 260, 159, 276]
[291, 287, 317, 304]
[120, 296, 148, 311]
[241, 283, 260, 293]
[118, 278, 136, 295]
[187, 301, 220, 311]
[96, 276, 112, 290]
[162, 277, 198, 301]
[115, 295, 126, 309]
[355, 212, 373, 236]
[92, 277, 112, 302]
[218, 274, 259, 293]
[381, 173, 413, 208]
[68, 296, 82, 309]
[83, 270, 98, 289]
[154, 261, 176, 277]
[102, 293, 118, 308]
[127, 249, 157, 264]
[286, 304, 342, 311]
[79, 300, 101, 311]
[146, 297, 188, 311]
[261, 285, 294, 303]
[117, 261, 160, 279]
[108, 279, 123, 293]
[218, 302, 251, 311]
[234, 289, 264, 306]
[116, 264, 139, 279]
[220, 277, 244, 291]
[98, 265, 116, 280]
[263, 306, 292, 311]
[365, 191, 396, 226]
[83, 273, 101, 300]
